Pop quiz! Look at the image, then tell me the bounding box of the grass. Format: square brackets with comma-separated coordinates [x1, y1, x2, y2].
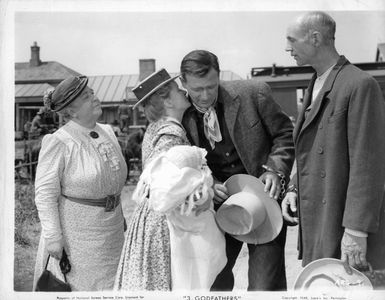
[14, 182, 41, 291]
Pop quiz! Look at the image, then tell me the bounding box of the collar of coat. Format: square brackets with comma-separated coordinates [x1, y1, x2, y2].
[293, 55, 350, 142]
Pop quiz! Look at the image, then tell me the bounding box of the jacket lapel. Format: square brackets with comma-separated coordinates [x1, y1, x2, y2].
[296, 56, 349, 141]
[293, 75, 315, 142]
[220, 84, 240, 142]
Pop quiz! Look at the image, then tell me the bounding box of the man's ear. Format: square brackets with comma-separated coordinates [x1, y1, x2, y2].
[311, 31, 322, 47]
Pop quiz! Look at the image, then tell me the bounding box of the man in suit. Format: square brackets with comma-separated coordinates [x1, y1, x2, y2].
[282, 11, 385, 272]
[180, 50, 295, 291]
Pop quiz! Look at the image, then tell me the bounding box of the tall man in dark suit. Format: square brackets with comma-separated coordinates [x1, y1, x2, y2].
[282, 11, 385, 273]
[180, 50, 295, 291]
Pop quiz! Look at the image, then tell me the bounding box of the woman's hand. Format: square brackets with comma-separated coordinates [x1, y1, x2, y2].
[193, 185, 214, 216]
[46, 237, 64, 260]
[194, 196, 211, 216]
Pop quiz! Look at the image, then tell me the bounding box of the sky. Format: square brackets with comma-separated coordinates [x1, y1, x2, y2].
[13, 8, 385, 79]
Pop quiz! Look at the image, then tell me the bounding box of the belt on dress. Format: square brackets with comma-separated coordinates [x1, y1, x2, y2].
[62, 194, 121, 212]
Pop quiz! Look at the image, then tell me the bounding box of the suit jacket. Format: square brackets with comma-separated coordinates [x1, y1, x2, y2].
[182, 80, 295, 185]
[293, 56, 385, 268]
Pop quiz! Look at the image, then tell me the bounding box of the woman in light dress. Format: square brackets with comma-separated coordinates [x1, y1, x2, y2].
[114, 69, 226, 291]
[33, 76, 127, 291]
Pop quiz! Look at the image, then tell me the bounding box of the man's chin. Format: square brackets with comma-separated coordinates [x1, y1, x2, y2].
[197, 101, 215, 109]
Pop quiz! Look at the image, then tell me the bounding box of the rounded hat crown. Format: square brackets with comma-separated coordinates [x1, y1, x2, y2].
[132, 68, 179, 109]
[48, 76, 88, 112]
[215, 174, 283, 244]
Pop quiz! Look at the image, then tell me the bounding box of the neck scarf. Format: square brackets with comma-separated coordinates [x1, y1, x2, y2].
[193, 101, 222, 149]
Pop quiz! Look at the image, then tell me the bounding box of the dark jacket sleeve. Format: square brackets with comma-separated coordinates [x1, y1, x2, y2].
[255, 82, 295, 182]
[343, 76, 385, 233]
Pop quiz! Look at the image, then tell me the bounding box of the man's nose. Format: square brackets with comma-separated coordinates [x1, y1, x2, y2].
[201, 89, 209, 100]
[285, 43, 292, 52]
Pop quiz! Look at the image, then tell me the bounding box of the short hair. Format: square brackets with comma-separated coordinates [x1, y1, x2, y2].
[299, 11, 336, 44]
[141, 82, 173, 122]
[180, 50, 220, 80]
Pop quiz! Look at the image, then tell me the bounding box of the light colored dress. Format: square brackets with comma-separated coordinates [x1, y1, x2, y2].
[133, 145, 227, 290]
[33, 120, 127, 291]
[114, 117, 189, 291]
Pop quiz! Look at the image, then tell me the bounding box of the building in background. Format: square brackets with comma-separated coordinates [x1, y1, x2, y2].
[15, 43, 243, 134]
[251, 43, 385, 120]
[15, 42, 81, 132]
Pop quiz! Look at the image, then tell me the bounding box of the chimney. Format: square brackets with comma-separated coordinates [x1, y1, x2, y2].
[30, 41, 42, 67]
[139, 59, 156, 81]
[271, 63, 276, 77]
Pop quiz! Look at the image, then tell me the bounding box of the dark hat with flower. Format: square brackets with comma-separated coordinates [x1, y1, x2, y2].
[43, 76, 88, 112]
[132, 69, 179, 109]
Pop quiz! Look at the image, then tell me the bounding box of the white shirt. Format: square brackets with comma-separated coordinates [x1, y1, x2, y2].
[311, 64, 336, 103]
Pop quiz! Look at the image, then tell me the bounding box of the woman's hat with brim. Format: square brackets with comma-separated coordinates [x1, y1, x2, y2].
[215, 174, 283, 244]
[48, 76, 88, 112]
[294, 258, 373, 291]
[132, 68, 179, 110]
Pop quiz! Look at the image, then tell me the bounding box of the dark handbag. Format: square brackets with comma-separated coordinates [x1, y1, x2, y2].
[35, 249, 71, 292]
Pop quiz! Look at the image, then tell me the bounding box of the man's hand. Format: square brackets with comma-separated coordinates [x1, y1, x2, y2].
[281, 192, 299, 226]
[341, 231, 368, 273]
[46, 237, 64, 260]
[212, 181, 229, 205]
[259, 171, 281, 200]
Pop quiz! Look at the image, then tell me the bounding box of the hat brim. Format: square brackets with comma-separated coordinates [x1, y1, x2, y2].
[294, 258, 373, 291]
[132, 74, 180, 110]
[221, 174, 283, 244]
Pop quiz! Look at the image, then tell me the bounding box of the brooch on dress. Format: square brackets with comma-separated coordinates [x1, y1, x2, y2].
[89, 131, 99, 139]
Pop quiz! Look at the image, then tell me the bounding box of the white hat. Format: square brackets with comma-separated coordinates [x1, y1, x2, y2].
[215, 174, 283, 244]
[294, 258, 373, 291]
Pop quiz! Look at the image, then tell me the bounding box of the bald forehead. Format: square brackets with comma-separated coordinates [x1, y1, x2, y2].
[286, 20, 305, 40]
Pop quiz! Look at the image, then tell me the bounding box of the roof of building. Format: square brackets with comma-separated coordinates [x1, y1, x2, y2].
[87, 74, 139, 103]
[15, 69, 243, 103]
[87, 70, 243, 103]
[15, 83, 54, 98]
[251, 62, 385, 87]
[15, 61, 81, 83]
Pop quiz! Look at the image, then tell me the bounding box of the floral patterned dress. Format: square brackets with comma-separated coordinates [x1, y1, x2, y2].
[114, 117, 189, 291]
[33, 120, 127, 291]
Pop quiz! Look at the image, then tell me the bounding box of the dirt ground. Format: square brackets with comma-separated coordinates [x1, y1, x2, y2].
[121, 183, 303, 290]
